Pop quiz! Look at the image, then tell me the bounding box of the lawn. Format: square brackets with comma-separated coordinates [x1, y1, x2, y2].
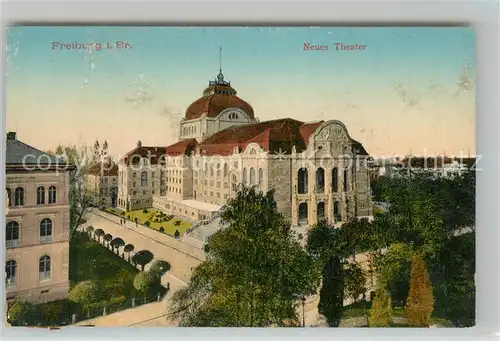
[69, 232, 139, 300]
[105, 207, 192, 236]
[342, 301, 453, 327]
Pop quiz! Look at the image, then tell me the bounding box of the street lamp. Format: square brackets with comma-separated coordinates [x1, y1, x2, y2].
[301, 296, 306, 327]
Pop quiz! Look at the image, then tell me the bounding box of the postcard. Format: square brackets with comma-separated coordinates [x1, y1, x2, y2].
[5, 26, 476, 328]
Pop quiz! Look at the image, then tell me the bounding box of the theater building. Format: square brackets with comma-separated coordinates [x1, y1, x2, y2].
[117, 69, 373, 226]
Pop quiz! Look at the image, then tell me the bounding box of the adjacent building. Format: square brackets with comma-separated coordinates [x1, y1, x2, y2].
[85, 162, 119, 207]
[5, 132, 75, 304]
[117, 68, 373, 227]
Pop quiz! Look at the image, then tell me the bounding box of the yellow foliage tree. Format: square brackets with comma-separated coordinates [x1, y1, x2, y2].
[406, 253, 435, 327]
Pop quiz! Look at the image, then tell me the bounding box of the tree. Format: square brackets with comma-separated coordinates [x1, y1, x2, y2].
[103, 233, 113, 249]
[47, 144, 101, 240]
[86, 225, 94, 237]
[134, 271, 162, 299]
[110, 237, 125, 254]
[373, 242, 413, 306]
[368, 286, 392, 327]
[406, 254, 434, 327]
[68, 280, 101, 313]
[318, 255, 344, 327]
[94, 229, 104, 242]
[7, 300, 37, 326]
[169, 187, 319, 327]
[344, 261, 367, 305]
[149, 260, 171, 277]
[124, 244, 135, 262]
[132, 250, 154, 271]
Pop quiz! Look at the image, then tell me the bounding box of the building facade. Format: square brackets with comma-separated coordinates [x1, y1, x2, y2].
[5, 132, 74, 304]
[85, 162, 119, 207]
[117, 69, 373, 226]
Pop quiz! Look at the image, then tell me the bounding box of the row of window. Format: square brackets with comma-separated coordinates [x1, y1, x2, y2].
[201, 191, 229, 200]
[6, 219, 54, 248]
[242, 168, 264, 186]
[297, 167, 349, 194]
[182, 125, 198, 136]
[6, 186, 57, 207]
[131, 180, 165, 188]
[5, 256, 52, 288]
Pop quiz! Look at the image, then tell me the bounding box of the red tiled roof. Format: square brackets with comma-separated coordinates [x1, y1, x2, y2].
[185, 84, 254, 120]
[165, 138, 198, 156]
[198, 118, 314, 156]
[197, 118, 369, 156]
[87, 163, 118, 176]
[121, 146, 167, 165]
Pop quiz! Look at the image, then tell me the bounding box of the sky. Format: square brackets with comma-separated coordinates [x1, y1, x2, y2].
[6, 26, 476, 158]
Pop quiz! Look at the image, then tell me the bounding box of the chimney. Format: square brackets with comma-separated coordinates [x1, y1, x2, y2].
[6, 132, 16, 141]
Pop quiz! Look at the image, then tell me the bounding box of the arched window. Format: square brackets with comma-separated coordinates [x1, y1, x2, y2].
[258, 168, 264, 185]
[141, 171, 148, 186]
[210, 165, 214, 177]
[39, 255, 51, 280]
[216, 164, 221, 177]
[298, 168, 308, 194]
[40, 218, 53, 243]
[204, 163, 208, 175]
[6, 221, 20, 248]
[242, 168, 247, 185]
[48, 186, 56, 204]
[249, 168, 256, 185]
[315, 168, 325, 193]
[345, 199, 350, 220]
[6, 188, 12, 207]
[133, 181, 136, 187]
[14, 187, 24, 206]
[5, 260, 17, 287]
[133, 172, 137, 178]
[231, 174, 237, 191]
[250, 149, 257, 155]
[223, 164, 228, 177]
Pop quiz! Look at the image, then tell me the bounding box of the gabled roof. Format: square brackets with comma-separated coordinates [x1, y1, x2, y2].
[6, 138, 60, 165]
[87, 162, 119, 176]
[165, 138, 198, 156]
[120, 146, 167, 165]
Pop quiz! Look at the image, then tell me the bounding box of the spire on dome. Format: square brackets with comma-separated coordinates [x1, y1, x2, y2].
[209, 47, 229, 87]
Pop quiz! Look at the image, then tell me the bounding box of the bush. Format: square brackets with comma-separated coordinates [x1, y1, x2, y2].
[127, 215, 131, 220]
[37, 299, 74, 326]
[174, 220, 181, 226]
[121, 211, 125, 216]
[8, 300, 37, 326]
[143, 209, 149, 214]
[368, 287, 392, 327]
[68, 280, 101, 310]
[144, 220, 151, 227]
[149, 260, 171, 276]
[159, 227, 165, 233]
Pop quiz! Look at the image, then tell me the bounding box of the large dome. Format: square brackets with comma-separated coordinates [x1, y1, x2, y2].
[185, 71, 255, 120]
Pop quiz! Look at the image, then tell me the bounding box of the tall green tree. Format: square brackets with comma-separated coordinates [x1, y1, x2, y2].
[406, 254, 434, 327]
[169, 187, 319, 327]
[373, 242, 413, 306]
[318, 255, 344, 327]
[344, 261, 367, 305]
